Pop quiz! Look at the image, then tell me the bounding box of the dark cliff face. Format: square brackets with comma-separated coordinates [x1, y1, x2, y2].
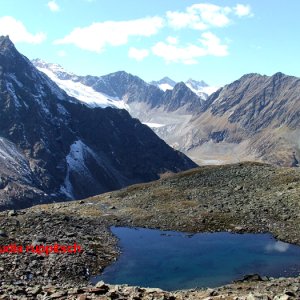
[184, 72, 300, 166]
[162, 82, 205, 113]
[0, 36, 197, 210]
[206, 72, 300, 132]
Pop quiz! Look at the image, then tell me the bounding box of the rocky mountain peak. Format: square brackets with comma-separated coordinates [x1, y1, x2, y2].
[0, 35, 25, 67]
[0, 39, 197, 209]
[32, 58, 77, 81]
[173, 81, 189, 90]
[105, 70, 133, 81]
[238, 73, 262, 82]
[150, 77, 176, 91]
[0, 35, 16, 53]
[32, 58, 65, 72]
[103, 70, 146, 87]
[162, 81, 204, 112]
[157, 77, 177, 86]
[271, 71, 287, 82]
[206, 71, 300, 136]
[160, 76, 175, 83]
[186, 78, 208, 89]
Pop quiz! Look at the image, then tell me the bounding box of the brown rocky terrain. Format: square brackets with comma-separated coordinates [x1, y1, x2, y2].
[0, 162, 299, 299]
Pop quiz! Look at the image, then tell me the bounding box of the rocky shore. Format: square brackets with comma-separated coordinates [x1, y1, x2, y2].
[1, 162, 300, 299]
[1, 276, 299, 299]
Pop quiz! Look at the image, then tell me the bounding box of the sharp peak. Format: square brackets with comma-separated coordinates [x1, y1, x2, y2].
[32, 58, 75, 75]
[103, 70, 133, 78]
[238, 73, 263, 80]
[105, 70, 142, 81]
[32, 58, 64, 68]
[185, 78, 209, 87]
[0, 35, 17, 52]
[270, 72, 299, 81]
[110, 70, 130, 75]
[186, 78, 207, 83]
[173, 81, 189, 89]
[272, 71, 287, 78]
[160, 76, 175, 81]
[0, 35, 13, 44]
[32, 58, 47, 64]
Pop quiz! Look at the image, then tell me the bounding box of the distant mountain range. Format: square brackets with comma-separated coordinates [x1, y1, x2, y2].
[33, 58, 300, 168]
[150, 77, 218, 99]
[33, 59, 208, 112]
[150, 77, 177, 92]
[184, 72, 300, 166]
[0, 36, 196, 210]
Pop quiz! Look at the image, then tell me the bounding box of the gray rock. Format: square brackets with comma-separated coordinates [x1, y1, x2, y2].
[7, 210, 17, 217]
[0, 230, 8, 238]
[50, 291, 67, 298]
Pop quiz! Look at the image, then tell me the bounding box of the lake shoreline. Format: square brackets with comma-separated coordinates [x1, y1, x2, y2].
[1, 162, 300, 298]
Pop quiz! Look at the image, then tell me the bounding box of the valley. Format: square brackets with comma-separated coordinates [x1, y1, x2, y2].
[33, 60, 300, 168]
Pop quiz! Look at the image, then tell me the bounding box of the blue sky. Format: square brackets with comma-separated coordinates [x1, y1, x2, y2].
[0, 0, 299, 86]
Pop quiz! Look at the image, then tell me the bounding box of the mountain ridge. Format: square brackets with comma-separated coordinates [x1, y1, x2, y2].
[33, 59, 206, 113]
[32, 55, 300, 167]
[0, 36, 197, 210]
[183, 71, 300, 166]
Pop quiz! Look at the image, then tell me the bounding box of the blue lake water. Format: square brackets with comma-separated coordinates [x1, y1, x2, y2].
[91, 227, 300, 291]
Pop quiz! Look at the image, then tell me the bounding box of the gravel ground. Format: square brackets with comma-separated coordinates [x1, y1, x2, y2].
[0, 162, 299, 299]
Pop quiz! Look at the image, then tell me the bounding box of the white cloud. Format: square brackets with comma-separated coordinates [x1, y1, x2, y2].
[200, 32, 228, 56]
[152, 42, 203, 64]
[166, 36, 178, 45]
[189, 4, 231, 28]
[234, 4, 252, 17]
[48, 1, 60, 12]
[152, 32, 228, 64]
[54, 17, 164, 53]
[0, 16, 46, 44]
[166, 11, 199, 30]
[128, 47, 149, 61]
[167, 3, 252, 31]
[266, 241, 290, 253]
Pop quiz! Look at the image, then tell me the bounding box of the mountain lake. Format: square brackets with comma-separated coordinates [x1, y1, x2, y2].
[91, 227, 300, 291]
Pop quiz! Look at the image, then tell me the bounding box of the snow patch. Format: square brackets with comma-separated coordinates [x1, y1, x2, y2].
[61, 140, 90, 198]
[143, 122, 166, 128]
[158, 83, 174, 91]
[60, 139, 128, 198]
[185, 80, 219, 97]
[35, 71, 66, 101]
[37, 67, 129, 110]
[201, 86, 220, 96]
